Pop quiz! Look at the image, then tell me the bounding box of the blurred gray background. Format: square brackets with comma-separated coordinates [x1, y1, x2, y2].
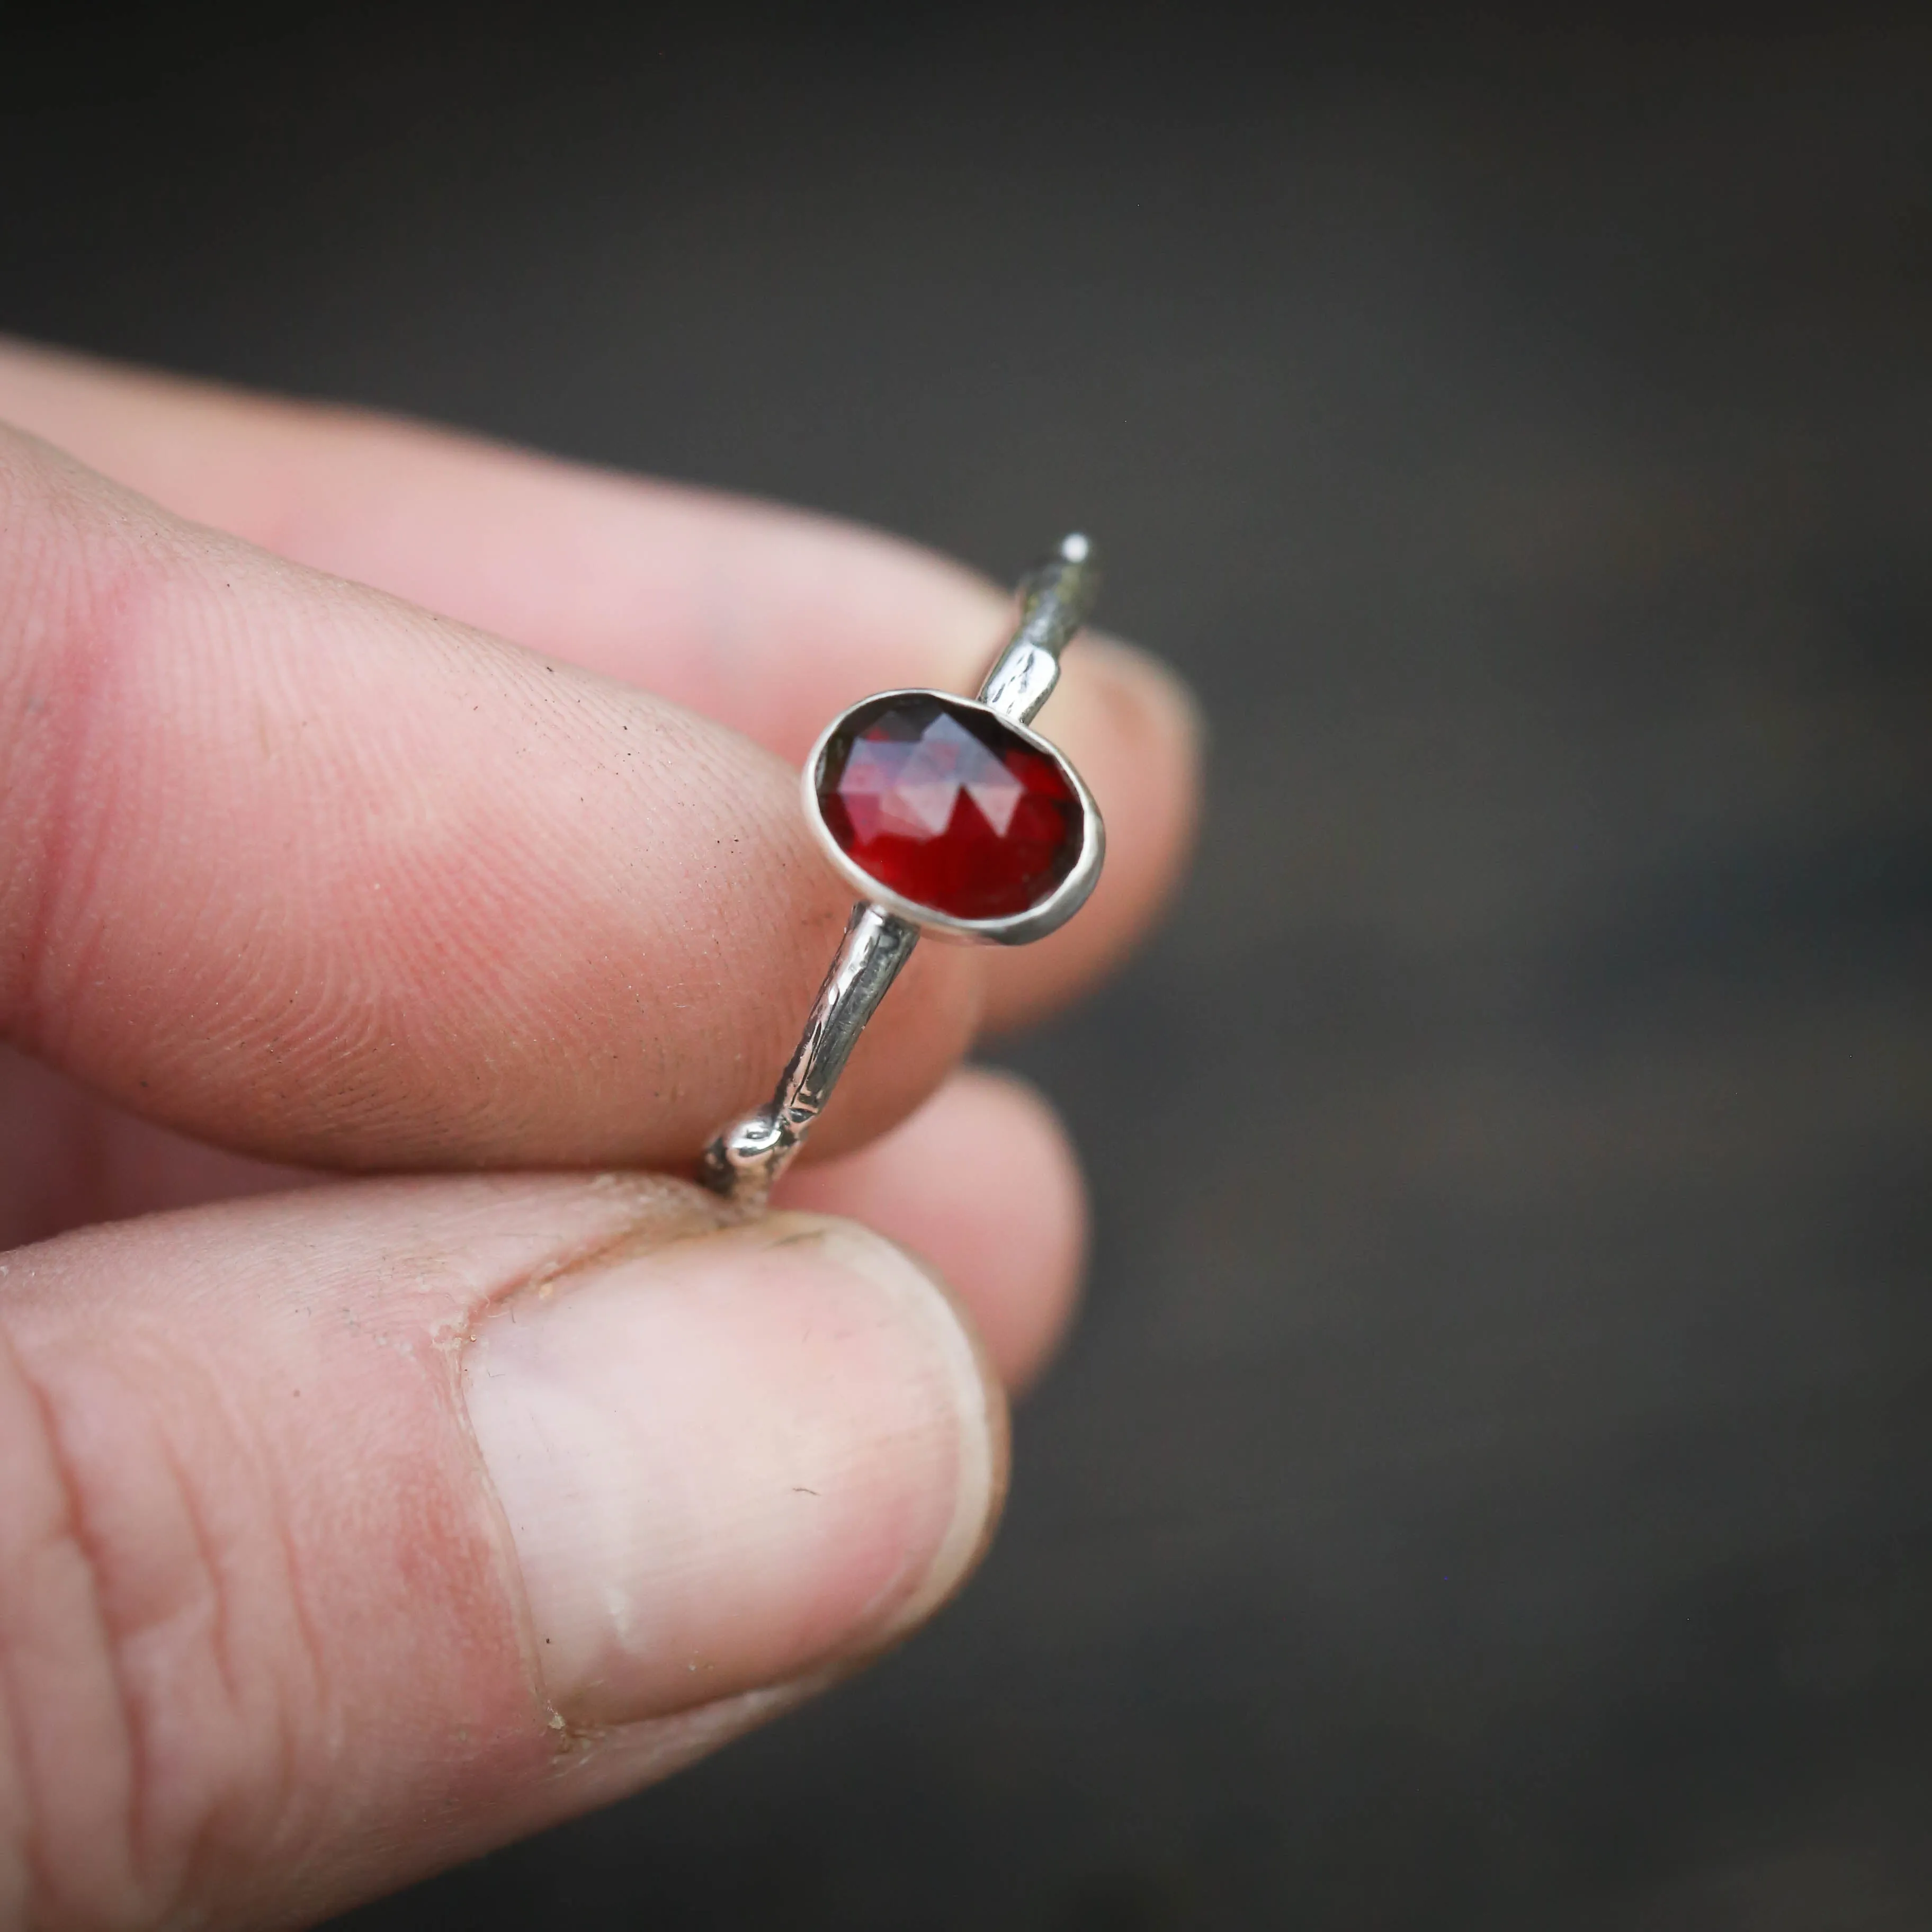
[6, 4, 1930, 1924]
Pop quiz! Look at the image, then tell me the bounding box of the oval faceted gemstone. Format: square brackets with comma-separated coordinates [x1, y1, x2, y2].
[816, 693, 1085, 920]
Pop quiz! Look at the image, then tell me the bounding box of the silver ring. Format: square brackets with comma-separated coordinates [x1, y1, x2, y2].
[700, 533, 1105, 1206]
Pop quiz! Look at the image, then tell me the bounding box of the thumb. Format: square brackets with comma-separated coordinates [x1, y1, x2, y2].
[0, 1178, 1004, 1928]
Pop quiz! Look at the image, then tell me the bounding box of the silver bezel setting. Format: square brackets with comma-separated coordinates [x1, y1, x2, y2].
[801, 687, 1105, 946]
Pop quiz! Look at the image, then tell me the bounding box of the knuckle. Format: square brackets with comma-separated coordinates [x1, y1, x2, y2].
[0, 1313, 314, 1927]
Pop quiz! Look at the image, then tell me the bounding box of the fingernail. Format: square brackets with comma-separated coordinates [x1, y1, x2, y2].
[463, 1211, 1004, 1726]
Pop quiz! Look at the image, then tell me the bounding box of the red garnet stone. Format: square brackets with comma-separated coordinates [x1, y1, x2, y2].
[816, 693, 1085, 920]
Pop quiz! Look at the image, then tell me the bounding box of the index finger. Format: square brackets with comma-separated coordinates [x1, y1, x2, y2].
[0, 339, 1203, 1031]
[0, 426, 979, 1169]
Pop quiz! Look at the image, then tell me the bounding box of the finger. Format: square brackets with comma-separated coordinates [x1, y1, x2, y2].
[0, 1177, 1004, 1925]
[774, 1067, 1086, 1393]
[0, 339, 1203, 1029]
[0, 424, 983, 1168]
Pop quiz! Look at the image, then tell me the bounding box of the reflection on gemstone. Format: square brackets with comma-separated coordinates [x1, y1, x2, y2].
[816, 694, 1085, 919]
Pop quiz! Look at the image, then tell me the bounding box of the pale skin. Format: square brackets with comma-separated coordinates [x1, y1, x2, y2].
[0, 341, 1201, 1928]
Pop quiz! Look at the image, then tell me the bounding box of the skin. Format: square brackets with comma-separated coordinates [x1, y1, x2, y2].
[0, 339, 1200, 1928]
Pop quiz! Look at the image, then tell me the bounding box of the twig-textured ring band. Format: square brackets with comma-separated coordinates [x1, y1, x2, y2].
[700, 534, 1105, 1206]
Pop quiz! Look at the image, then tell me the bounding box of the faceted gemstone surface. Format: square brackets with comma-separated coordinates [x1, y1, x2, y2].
[816, 693, 1084, 920]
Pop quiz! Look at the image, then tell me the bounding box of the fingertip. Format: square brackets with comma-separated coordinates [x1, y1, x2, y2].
[982, 633, 1206, 1030]
[0, 425, 992, 1174]
[773, 1067, 1088, 1394]
[1082, 634, 1210, 754]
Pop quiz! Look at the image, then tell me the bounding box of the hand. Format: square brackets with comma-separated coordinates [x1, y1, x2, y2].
[0, 341, 1200, 1927]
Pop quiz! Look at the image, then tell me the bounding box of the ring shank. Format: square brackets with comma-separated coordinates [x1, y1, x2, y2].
[976, 535, 1099, 726]
[699, 902, 918, 1204]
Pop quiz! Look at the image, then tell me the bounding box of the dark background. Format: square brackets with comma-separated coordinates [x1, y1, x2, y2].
[6, 4, 1931, 1925]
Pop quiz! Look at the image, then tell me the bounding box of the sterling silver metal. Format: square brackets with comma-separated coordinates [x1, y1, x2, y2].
[700, 533, 1103, 1206]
